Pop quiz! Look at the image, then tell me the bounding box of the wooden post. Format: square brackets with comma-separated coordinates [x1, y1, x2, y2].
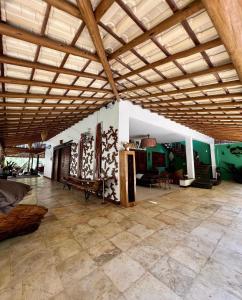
[202, 0, 242, 82]
[36, 154, 39, 174]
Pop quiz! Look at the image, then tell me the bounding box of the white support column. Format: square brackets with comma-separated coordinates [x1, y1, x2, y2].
[185, 137, 195, 179]
[210, 142, 217, 178]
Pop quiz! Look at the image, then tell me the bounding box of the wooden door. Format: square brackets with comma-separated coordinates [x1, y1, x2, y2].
[59, 146, 71, 182]
[52, 149, 60, 181]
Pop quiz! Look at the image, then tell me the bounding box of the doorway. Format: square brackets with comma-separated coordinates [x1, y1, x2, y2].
[52, 145, 71, 182]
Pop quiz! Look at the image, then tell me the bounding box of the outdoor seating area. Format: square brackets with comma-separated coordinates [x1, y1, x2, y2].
[0, 0, 242, 299]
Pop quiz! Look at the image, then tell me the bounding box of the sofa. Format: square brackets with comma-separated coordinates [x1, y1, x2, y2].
[136, 170, 161, 187]
[0, 179, 47, 241]
[0, 179, 33, 213]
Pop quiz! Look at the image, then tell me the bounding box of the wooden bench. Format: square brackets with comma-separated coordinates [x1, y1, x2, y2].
[63, 176, 103, 200]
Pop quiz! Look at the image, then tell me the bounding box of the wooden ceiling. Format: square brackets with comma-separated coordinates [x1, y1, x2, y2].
[1, 0, 242, 146]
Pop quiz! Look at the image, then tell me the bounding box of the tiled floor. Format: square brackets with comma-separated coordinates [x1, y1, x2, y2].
[136, 185, 180, 201]
[1, 177, 242, 300]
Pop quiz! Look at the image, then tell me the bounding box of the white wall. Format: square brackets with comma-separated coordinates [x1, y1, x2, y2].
[44, 103, 120, 196]
[120, 101, 214, 144]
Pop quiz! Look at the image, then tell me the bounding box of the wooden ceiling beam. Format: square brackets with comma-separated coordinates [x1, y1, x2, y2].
[44, 0, 114, 22]
[161, 107, 242, 114]
[43, 0, 82, 19]
[108, 1, 203, 60]
[0, 22, 99, 62]
[0, 110, 92, 115]
[0, 121, 79, 128]
[122, 63, 234, 92]
[0, 103, 102, 108]
[202, 0, 242, 83]
[77, 0, 119, 100]
[0, 55, 106, 81]
[142, 93, 242, 106]
[0, 76, 112, 94]
[173, 116, 242, 121]
[0, 92, 112, 101]
[179, 121, 242, 126]
[154, 100, 242, 110]
[1, 108, 92, 113]
[95, 0, 116, 22]
[124, 80, 241, 100]
[116, 38, 222, 81]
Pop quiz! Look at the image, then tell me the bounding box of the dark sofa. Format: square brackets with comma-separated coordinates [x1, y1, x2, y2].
[136, 170, 161, 187]
[0, 180, 32, 213]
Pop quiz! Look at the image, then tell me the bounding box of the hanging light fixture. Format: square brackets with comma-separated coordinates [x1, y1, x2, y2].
[140, 135, 157, 148]
[41, 130, 48, 142]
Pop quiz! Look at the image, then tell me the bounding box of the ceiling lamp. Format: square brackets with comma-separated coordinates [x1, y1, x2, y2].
[140, 135, 157, 148]
[41, 130, 48, 142]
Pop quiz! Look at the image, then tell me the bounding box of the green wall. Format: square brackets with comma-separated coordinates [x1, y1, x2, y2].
[146, 144, 167, 173]
[193, 140, 211, 165]
[146, 140, 212, 175]
[170, 141, 186, 173]
[215, 143, 242, 180]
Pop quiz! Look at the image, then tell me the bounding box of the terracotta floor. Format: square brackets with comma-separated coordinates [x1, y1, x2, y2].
[1, 177, 242, 300]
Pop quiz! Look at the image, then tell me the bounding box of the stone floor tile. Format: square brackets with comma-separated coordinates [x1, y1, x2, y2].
[124, 272, 182, 300]
[141, 231, 177, 254]
[0, 282, 23, 300]
[191, 223, 224, 244]
[150, 255, 196, 297]
[198, 259, 242, 299]
[185, 277, 241, 300]
[97, 222, 123, 239]
[169, 245, 208, 273]
[128, 244, 163, 270]
[211, 245, 242, 275]
[88, 216, 110, 228]
[56, 251, 97, 286]
[74, 230, 106, 250]
[127, 224, 154, 239]
[110, 231, 140, 251]
[50, 238, 82, 264]
[103, 253, 145, 292]
[65, 270, 122, 300]
[22, 264, 63, 297]
[181, 234, 216, 257]
[88, 240, 121, 266]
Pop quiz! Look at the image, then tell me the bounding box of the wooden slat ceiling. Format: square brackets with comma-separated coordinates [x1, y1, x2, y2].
[0, 0, 242, 146]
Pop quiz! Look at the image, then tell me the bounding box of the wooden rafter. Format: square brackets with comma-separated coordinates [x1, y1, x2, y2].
[0, 76, 112, 94]
[0, 55, 106, 81]
[161, 107, 242, 114]
[108, 1, 203, 60]
[44, 0, 115, 22]
[77, 0, 119, 100]
[122, 63, 234, 92]
[124, 81, 241, 101]
[116, 38, 222, 81]
[0, 92, 112, 101]
[0, 22, 99, 62]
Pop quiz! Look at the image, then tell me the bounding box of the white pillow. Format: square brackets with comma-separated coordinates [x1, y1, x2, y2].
[136, 173, 144, 179]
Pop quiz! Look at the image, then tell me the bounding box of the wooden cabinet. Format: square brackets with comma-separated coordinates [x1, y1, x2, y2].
[119, 150, 136, 207]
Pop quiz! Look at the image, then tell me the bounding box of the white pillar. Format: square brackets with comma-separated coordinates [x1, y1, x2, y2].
[185, 137, 195, 179]
[210, 142, 217, 178]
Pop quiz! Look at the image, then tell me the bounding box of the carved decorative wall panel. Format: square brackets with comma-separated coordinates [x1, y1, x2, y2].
[70, 142, 78, 177]
[81, 135, 94, 179]
[101, 126, 119, 202]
